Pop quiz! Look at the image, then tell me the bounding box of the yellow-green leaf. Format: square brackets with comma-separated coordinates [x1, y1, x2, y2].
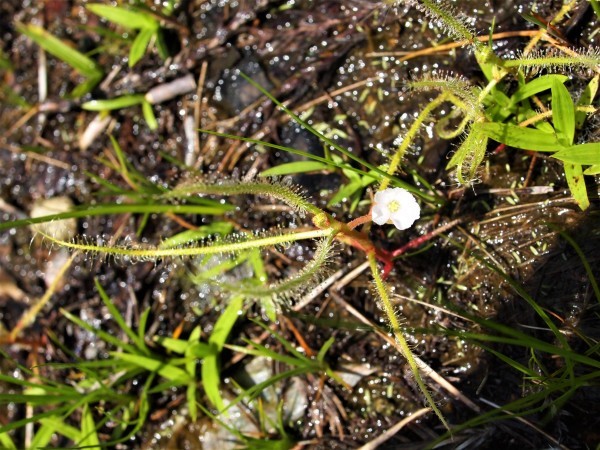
[564, 163, 589, 210]
[553, 142, 600, 164]
[130, 28, 154, 67]
[260, 161, 330, 177]
[16, 23, 101, 78]
[551, 79, 575, 146]
[82, 95, 145, 111]
[479, 122, 563, 152]
[87, 4, 158, 30]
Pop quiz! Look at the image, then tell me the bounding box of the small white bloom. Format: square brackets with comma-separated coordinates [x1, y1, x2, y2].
[372, 188, 420, 230]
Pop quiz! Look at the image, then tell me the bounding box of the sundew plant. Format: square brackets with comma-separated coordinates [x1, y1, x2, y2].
[1, 0, 600, 447]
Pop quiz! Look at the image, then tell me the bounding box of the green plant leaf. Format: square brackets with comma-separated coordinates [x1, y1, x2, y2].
[159, 222, 233, 249]
[200, 295, 244, 410]
[16, 23, 102, 78]
[591, 0, 600, 19]
[575, 75, 599, 129]
[79, 403, 101, 448]
[39, 417, 82, 442]
[209, 296, 244, 349]
[202, 352, 223, 410]
[82, 95, 145, 111]
[479, 122, 563, 152]
[95, 279, 150, 354]
[0, 202, 233, 232]
[552, 142, 600, 164]
[29, 422, 56, 449]
[141, 100, 158, 129]
[0, 432, 16, 450]
[111, 352, 192, 383]
[87, 4, 158, 30]
[61, 308, 141, 356]
[583, 164, 600, 175]
[130, 28, 155, 67]
[186, 382, 198, 422]
[510, 74, 569, 104]
[551, 79, 575, 146]
[260, 161, 330, 177]
[563, 163, 589, 210]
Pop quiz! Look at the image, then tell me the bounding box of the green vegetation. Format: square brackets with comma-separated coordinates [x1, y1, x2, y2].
[2, 0, 599, 448]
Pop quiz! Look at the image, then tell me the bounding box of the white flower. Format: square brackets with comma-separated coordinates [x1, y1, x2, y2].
[371, 188, 420, 230]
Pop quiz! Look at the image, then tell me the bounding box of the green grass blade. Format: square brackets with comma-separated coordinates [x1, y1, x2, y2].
[510, 74, 569, 104]
[575, 75, 598, 129]
[86, 4, 158, 29]
[61, 308, 142, 356]
[141, 99, 158, 129]
[78, 403, 101, 448]
[159, 222, 233, 249]
[29, 424, 56, 450]
[552, 142, 600, 164]
[0, 404, 73, 434]
[479, 122, 563, 151]
[111, 352, 192, 383]
[0, 202, 233, 232]
[563, 162, 589, 210]
[209, 295, 244, 348]
[551, 79, 575, 146]
[260, 161, 331, 177]
[95, 279, 150, 354]
[82, 94, 145, 111]
[16, 23, 102, 78]
[130, 28, 154, 67]
[0, 431, 16, 450]
[201, 353, 223, 410]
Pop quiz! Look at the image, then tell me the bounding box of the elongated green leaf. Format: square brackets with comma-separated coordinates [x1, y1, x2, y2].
[583, 164, 600, 175]
[82, 95, 145, 111]
[111, 352, 191, 383]
[591, 0, 600, 18]
[202, 353, 223, 410]
[16, 23, 102, 78]
[39, 418, 83, 442]
[510, 75, 568, 104]
[563, 163, 589, 210]
[479, 122, 563, 152]
[138, 307, 150, 347]
[61, 308, 140, 356]
[87, 4, 158, 29]
[187, 383, 198, 422]
[155, 335, 189, 354]
[553, 142, 600, 164]
[209, 295, 244, 349]
[159, 222, 233, 249]
[0, 393, 80, 404]
[260, 161, 330, 177]
[95, 279, 149, 354]
[551, 79, 575, 146]
[0, 432, 16, 450]
[130, 28, 154, 67]
[141, 100, 158, 129]
[575, 75, 599, 129]
[79, 403, 101, 448]
[0, 405, 73, 434]
[28, 422, 56, 449]
[0, 203, 232, 232]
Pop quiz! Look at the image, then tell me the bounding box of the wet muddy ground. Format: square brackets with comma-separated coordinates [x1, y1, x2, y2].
[1, 0, 599, 449]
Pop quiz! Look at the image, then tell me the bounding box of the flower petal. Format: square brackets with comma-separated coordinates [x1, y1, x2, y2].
[371, 203, 391, 225]
[372, 187, 420, 230]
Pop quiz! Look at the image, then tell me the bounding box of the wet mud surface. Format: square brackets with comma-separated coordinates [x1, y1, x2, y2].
[1, 0, 599, 448]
